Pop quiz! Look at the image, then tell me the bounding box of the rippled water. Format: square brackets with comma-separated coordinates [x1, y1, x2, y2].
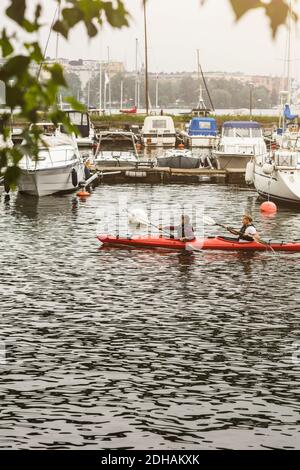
[0, 182, 299, 450]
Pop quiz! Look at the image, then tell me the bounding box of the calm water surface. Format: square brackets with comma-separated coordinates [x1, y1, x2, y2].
[0, 182, 299, 450]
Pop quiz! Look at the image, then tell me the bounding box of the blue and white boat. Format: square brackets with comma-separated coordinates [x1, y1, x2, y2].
[181, 117, 218, 148]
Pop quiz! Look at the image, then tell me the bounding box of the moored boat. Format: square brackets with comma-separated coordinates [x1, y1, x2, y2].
[213, 121, 267, 170]
[18, 133, 85, 197]
[246, 143, 300, 204]
[141, 116, 176, 147]
[94, 131, 139, 167]
[64, 110, 95, 147]
[180, 117, 218, 148]
[156, 149, 200, 169]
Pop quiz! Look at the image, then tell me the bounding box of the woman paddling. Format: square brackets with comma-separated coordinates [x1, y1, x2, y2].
[159, 214, 196, 242]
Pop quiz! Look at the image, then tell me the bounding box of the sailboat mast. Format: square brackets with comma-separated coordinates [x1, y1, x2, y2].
[287, 0, 292, 105]
[135, 38, 138, 107]
[197, 49, 203, 106]
[55, 0, 61, 62]
[143, 0, 149, 114]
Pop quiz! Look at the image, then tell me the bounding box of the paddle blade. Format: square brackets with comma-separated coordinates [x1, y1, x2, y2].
[185, 239, 205, 252]
[128, 207, 150, 226]
[203, 215, 217, 226]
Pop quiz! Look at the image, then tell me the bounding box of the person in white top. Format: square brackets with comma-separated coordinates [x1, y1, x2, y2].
[226, 215, 260, 243]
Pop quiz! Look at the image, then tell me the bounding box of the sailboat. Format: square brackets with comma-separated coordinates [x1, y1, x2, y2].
[273, 0, 299, 145]
[180, 50, 218, 148]
[248, 0, 300, 204]
[246, 138, 300, 204]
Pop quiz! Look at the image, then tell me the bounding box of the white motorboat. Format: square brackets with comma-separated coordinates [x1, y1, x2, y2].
[64, 110, 95, 147]
[18, 133, 85, 197]
[246, 143, 300, 204]
[213, 121, 267, 170]
[94, 131, 139, 168]
[95, 151, 138, 167]
[141, 116, 176, 147]
[156, 149, 200, 169]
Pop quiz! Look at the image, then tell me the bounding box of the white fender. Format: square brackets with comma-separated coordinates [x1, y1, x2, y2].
[262, 163, 274, 175]
[245, 161, 255, 184]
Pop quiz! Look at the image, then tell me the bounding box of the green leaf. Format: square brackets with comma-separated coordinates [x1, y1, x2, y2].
[264, 0, 290, 38]
[3, 165, 21, 189]
[62, 7, 83, 28]
[84, 20, 98, 37]
[0, 55, 30, 81]
[0, 30, 13, 57]
[64, 96, 86, 112]
[104, 1, 130, 28]
[22, 19, 39, 33]
[5, 85, 24, 108]
[47, 64, 67, 87]
[6, 0, 26, 25]
[229, 0, 263, 20]
[53, 20, 69, 39]
[24, 42, 44, 63]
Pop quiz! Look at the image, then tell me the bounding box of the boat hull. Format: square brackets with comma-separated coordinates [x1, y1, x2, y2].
[141, 135, 176, 147]
[253, 164, 300, 204]
[156, 155, 200, 169]
[97, 235, 300, 252]
[213, 152, 251, 170]
[181, 132, 218, 148]
[95, 160, 137, 168]
[18, 162, 85, 197]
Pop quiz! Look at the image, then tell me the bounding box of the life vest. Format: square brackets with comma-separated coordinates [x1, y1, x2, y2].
[238, 224, 256, 242]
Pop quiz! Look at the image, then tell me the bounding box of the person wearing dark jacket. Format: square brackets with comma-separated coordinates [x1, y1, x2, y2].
[159, 215, 196, 241]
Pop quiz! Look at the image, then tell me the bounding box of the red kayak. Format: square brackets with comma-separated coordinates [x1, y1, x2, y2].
[97, 235, 300, 252]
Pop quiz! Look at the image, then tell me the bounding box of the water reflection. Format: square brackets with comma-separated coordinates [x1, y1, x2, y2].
[0, 183, 299, 450]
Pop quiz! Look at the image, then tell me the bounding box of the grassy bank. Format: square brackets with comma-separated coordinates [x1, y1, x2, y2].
[90, 113, 278, 129]
[8, 112, 278, 129]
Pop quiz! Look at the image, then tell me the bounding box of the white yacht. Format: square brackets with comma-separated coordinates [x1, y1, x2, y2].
[141, 116, 176, 148]
[64, 110, 96, 147]
[246, 140, 300, 204]
[213, 121, 267, 170]
[18, 133, 85, 197]
[94, 131, 139, 167]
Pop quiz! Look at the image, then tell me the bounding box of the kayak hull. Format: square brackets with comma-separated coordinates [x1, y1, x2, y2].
[97, 235, 300, 252]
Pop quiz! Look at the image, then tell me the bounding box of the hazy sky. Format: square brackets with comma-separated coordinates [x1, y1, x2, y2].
[2, 0, 300, 78]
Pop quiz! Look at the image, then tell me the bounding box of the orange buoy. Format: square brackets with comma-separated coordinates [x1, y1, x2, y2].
[260, 201, 277, 213]
[178, 143, 185, 149]
[77, 190, 90, 198]
[136, 143, 142, 150]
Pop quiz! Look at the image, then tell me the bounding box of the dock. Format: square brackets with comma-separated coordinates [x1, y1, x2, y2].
[88, 165, 246, 185]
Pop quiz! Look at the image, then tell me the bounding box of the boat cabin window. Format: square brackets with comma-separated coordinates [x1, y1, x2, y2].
[223, 126, 261, 138]
[68, 112, 88, 126]
[152, 120, 167, 129]
[223, 128, 235, 137]
[252, 128, 262, 137]
[198, 122, 212, 129]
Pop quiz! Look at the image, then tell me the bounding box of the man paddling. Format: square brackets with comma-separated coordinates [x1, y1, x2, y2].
[159, 214, 196, 242]
[226, 215, 260, 243]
